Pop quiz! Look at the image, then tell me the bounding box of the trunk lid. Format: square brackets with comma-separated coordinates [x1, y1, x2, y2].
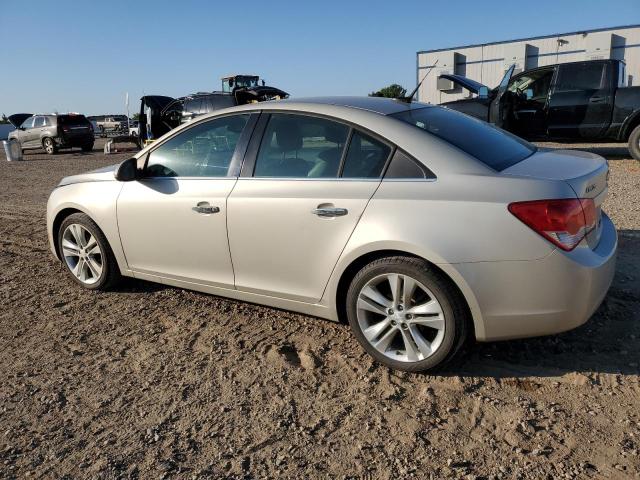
[502, 149, 608, 249]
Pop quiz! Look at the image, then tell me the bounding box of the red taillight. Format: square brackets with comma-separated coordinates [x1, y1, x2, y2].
[508, 198, 597, 251]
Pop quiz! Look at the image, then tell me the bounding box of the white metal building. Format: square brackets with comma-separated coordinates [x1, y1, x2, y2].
[417, 24, 640, 104]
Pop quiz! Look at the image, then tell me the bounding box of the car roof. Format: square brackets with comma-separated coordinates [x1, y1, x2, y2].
[274, 96, 432, 116]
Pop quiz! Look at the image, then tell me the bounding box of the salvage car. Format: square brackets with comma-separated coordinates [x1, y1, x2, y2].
[46, 97, 616, 372]
[139, 74, 288, 142]
[439, 59, 640, 160]
[8, 113, 94, 154]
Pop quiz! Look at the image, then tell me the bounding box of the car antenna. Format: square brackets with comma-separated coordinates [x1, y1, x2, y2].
[398, 59, 438, 103]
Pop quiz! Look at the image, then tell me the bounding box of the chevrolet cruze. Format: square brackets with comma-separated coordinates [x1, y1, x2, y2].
[46, 97, 617, 371]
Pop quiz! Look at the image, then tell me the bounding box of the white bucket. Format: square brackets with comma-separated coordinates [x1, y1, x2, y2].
[2, 140, 22, 161]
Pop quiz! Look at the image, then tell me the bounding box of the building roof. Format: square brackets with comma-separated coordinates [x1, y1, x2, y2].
[417, 23, 640, 54]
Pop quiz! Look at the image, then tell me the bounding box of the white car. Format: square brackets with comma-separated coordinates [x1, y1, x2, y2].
[46, 97, 616, 371]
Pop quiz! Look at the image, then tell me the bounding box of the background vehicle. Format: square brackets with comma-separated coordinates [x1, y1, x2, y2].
[439, 59, 640, 160]
[128, 121, 139, 138]
[88, 115, 128, 134]
[46, 97, 615, 372]
[8, 113, 94, 154]
[139, 74, 288, 142]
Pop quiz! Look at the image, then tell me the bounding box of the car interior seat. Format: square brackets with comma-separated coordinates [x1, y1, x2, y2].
[307, 125, 347, 178]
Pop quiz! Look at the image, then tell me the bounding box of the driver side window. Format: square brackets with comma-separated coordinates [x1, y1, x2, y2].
[21, 117, 35, 129]
[145, 114, 250, 178]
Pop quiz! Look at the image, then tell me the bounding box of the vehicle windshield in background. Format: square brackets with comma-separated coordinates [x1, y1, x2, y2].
[391, 107, 536, 171]
[58, 115, 89, 126]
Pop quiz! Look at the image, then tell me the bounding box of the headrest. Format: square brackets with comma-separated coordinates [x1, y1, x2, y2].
[274, 120, 302, 151]
[325, 125, 346, 144]
[226, 116, 246, 133]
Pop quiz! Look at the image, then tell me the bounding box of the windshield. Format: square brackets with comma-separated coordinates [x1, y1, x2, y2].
[391, 107, 536, 171]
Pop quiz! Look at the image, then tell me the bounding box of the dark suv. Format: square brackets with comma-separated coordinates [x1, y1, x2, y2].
[7, 113, 94, 154]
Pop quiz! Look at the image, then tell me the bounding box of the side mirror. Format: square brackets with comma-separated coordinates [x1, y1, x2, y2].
[18, 127, 25, 131]
[115, 157, 138, 182]
[525, 88, 534, 100]
[478, 86, 489, 99]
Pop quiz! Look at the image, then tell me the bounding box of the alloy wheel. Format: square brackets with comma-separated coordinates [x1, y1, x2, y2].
[44, 138, 54, 154]
[356, 273, 445, 363]
[61, 224, 103, 285]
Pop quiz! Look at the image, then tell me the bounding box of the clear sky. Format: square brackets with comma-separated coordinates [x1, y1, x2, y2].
[0, 0, 638, 116]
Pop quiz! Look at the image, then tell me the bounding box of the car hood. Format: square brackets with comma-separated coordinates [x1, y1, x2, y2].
[7, 113, 33, 128]
[58, 164, 119, 187]
[438, 74, 488, 95]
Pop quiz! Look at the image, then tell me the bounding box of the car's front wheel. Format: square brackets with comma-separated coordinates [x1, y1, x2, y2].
[346, 256, 468, 372]
[57, 213, 121, 290]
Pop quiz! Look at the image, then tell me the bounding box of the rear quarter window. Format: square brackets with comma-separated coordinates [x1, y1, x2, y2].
[391, 107, 536, 171]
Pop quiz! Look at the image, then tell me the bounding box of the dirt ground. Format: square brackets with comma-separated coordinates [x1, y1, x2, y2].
[0, 140, 638, 479]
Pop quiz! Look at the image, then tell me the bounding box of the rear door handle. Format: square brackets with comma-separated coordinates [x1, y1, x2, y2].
[589, 96, 606, 103]
[192, 201, 220, 214]
[312, 207, 348, 217]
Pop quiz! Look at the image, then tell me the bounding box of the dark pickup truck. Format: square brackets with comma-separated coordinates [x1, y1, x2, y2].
[439, 59, 640, 160]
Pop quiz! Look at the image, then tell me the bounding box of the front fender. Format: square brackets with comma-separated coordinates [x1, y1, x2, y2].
[46, 181, 129, 274]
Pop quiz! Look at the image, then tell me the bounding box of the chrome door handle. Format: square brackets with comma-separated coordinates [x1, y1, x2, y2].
[192, 202, 220, 214]
[312, 207, 348, 217]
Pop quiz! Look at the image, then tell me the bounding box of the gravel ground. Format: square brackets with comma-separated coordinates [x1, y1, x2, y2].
[0, 140, 638, 479]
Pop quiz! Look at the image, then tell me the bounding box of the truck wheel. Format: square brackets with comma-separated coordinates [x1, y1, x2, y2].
[629, 125, 640, 161]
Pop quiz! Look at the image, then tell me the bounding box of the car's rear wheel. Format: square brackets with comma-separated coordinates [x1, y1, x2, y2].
[628, 124, 640, 161]
[346, 256, 468, 372]
[81, 143, 94, 152]
[43, 137, 57, 155]
[57, 213, 121, 290]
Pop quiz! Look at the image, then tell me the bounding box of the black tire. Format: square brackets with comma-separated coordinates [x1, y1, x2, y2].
[57, 213, 121, 290]
[81, 143, 94, 152]
[346, 256, 469, 372]
[43, 137, 57, 155]
[628, 124, 640, 161]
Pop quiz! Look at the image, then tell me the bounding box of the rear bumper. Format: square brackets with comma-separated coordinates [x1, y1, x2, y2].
[456, 213, 617, 341]
[55, 134, 93, 147]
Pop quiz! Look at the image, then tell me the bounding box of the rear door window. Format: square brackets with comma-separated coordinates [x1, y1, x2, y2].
[555, 62, 607, 92]
[33, 117, 45, 128]
[341, 130, 392, 178]
[391, 107, 536, 171]
[253, 114, 349, 178]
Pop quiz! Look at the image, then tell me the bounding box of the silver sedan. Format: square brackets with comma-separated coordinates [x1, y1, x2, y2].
[46, 97, 617, 371]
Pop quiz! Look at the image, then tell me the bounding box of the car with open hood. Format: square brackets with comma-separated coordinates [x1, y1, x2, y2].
[139, 75, 288, 144]
[8, 113, 94, 154]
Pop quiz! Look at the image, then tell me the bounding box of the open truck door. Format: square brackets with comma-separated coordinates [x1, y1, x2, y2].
[489, 64, 516, 128]
[139, 95, 175, 144]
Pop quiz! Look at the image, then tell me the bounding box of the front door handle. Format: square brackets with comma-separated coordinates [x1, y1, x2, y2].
[312, 207, 348, 217]
[192, 201, 220, 214]
[589, 96, 606, 103]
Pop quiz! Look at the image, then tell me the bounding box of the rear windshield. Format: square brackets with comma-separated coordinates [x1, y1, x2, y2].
[58, 115, 89, 126]
[390, 107, 536, 171]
